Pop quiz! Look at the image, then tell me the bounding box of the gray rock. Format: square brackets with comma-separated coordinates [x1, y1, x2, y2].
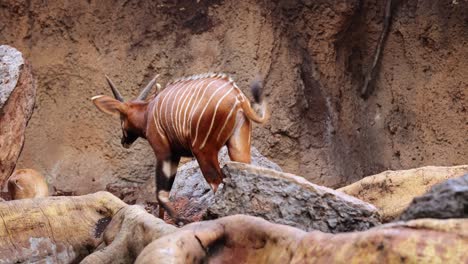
[205, 162, 381, 233]
[169, 147, 281, 221]
[0, 45, 36, 187]
[0, 45, 24, 109]
[399, 174, 468, 221]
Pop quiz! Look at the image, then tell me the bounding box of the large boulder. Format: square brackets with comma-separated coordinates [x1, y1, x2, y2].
[206, 162, 380, 233]
[0, 192, 126, 263]
[7, 168, 49, 200]
[81, 205, 177, 264]
[169, 146, 282, 222]
[136, 215, 468, 264]
[399, 174, 468, 221]
[0, 45, 36, 187]
[338, 165, 468, 221]
[2, 195, 466, 263]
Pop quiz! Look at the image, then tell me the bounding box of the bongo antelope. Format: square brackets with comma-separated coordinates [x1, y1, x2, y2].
[92, 73, 268, 223]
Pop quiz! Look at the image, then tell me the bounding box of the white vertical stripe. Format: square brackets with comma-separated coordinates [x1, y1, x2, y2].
[170, 82, 190, 143]
[174, 80, 200, 143]
[192, 82, 231, 147]
[153, 97, 165, 135]
[217, 99, 240, 141]
[188, 79, 221, 137]
[200, 86, 235, 149]
[178, 79, 207, 139]
[163, 83, 184, 136]
[159, 82, 183, 124]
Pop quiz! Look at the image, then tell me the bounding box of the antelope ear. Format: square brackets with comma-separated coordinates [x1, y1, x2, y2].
[91, 95, 128, 116]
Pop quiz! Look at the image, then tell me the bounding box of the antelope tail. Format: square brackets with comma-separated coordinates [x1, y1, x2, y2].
[241, 78, 269, 124]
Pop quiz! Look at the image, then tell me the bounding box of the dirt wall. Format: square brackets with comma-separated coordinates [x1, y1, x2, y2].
[0, 0, 466, 194]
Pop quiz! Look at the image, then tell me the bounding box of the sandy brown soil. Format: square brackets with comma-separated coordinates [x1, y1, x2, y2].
[0, 0, 466, 194]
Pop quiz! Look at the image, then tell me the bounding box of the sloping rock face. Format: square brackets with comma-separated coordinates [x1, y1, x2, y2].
[2, 194, 466, 264]
[0, 45, 36, 187]
[399, 174, 468, 221]
[338, 165, 468, 221]
[136, 215, 468, 264]
[0, 192, 126, 263]
[206, 162, 380, 233]
[169, 147, 282, 222]
[81, 205, 177, 264]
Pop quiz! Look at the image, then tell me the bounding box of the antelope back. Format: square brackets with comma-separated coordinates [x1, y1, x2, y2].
[152, 73, 248, 150]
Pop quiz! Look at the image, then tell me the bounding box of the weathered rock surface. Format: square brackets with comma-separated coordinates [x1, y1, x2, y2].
[206, 162, 380, 233]
[399, 174, 468, 221]
[7, 168, 49, 200]
[1, 192, 466, 263]
[106, 146, 281, 222]
[0, 46, 23, 108]
[136, 215, 468, 264]
[81, 205, 177, 264]
[0, 192, 126, 263]
[0, 45, 36, 187]
[338, 165, 468, 221]
[169, 146, 282, 222]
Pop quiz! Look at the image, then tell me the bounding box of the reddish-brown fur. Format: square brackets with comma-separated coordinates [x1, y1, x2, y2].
[92, 73, 268, 224]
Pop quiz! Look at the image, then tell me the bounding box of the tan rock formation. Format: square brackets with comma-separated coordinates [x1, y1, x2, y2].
[136, 215, 468, 264]
[206, 162, 380, 233]
[0, 192, 125, 263]
[338, 165, 468, 221]
[81, 205, 177, 264]
[1, 192, 466, 263]
[7, 168, 49, 200]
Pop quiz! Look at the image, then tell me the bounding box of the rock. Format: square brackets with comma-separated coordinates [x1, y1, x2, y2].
[136, 215, 468, 264]
[0, 45, 36, 187]
[205, 162, 380, 233]
[81, 205, 177, 264]
[169, 146, 282, 222]
[105, 147, 281, 223]
[2, 192, 466, 263]
[0, 46, 23, 108]
[7, 168, 49, 200]
[0, 192, 126, 263]
[338, 165, 468, 222]
[399, 174, 468, 221]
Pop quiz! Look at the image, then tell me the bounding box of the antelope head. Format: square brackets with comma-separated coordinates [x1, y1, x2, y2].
[92, 74, 160, 148]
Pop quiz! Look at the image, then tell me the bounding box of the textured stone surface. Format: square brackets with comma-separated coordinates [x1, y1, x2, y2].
[137, 215, 468, 264]
[7, 168, 49, 200]
[81, 205, 177, 264]
[0, 1, 464, 194]
[105, 147, 281, 223]
[399, 174, 468, 221]
[0, 45, 23, 108]
[169, 147, 282, 221]
[3, 196, 465, 263]
[0, 192, 126, 263]
[0, 45, 36, 187]
[206, 162, 380, 233]
[339, 165, 468, 221]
